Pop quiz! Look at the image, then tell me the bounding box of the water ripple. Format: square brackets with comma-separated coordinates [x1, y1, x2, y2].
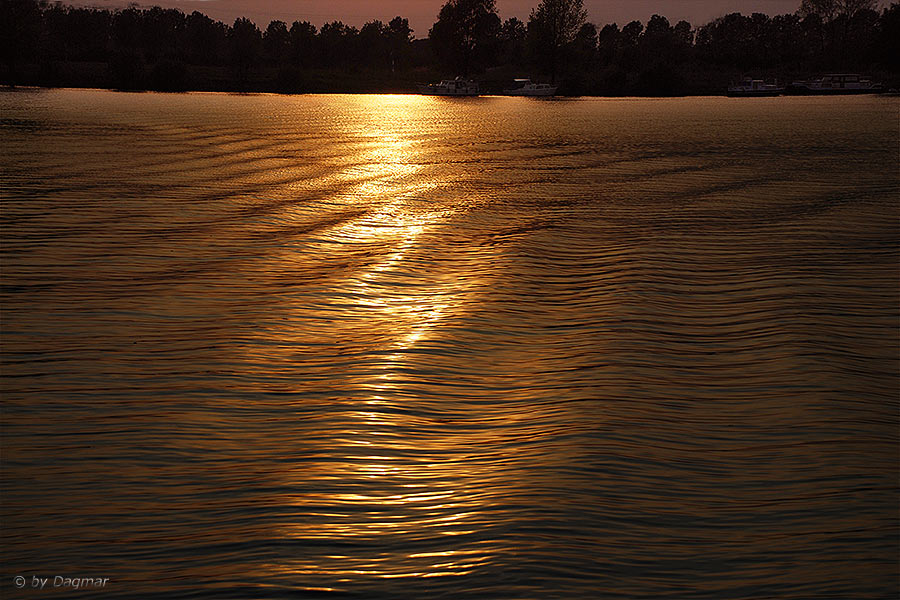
[1, 90, 897, 599]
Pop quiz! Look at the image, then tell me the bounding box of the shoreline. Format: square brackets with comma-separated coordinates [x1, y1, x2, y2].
[4, 59, 898, 99]
[4, 83, 897, 99]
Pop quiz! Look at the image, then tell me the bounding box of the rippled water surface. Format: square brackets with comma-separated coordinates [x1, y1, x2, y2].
[2, 89, 898, 599]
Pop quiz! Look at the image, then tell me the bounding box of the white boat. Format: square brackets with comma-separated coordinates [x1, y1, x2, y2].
[417, 77, 480, 96]
[727, 78, 783, 97]
[786, 74, 884, 95]
[503, 79, 558, 96]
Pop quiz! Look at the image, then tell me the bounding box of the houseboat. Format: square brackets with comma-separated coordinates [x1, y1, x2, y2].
[417, 77, 480, 96]
[727, 78, 784, 97]
[503, 79, 558, 97]
[786, 74, 884, 95]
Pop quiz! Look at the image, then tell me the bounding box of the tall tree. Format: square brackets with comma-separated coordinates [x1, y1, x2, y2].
[800, 0, 879, 64]
[619, 20, 643, 69]
[359, 20, 388, 69]
[597, 23, 621, 66]
[527, 0, 587, 82]
[641, 14, 675, 62]
[429, 0, 501, 76]
[801, 0, 880, 21]
[673, 20, 694, 62]
[800, 0, 840, 22]
[263, 20, 290, 65]
[184, 11, 228, 65]
[288, 21, 317, 67]
[319, 21, 359, 68]
[386, 16, 413, 72]
[1, 0, 42, 83]
[571, 22, 598, 68]
[142, 7, 185, 61]
[878, 2, 900, 71]
[229, 17, 261, 83]
[498, 17, 527, 65]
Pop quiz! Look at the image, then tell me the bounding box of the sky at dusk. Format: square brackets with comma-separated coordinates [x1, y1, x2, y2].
[77, 1, 808, 36]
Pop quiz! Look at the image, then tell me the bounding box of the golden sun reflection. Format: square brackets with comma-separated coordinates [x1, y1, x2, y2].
[258, 96, 498, 582]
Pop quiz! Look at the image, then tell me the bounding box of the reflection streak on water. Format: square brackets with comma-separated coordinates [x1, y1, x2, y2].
[269, 96, 491, 581]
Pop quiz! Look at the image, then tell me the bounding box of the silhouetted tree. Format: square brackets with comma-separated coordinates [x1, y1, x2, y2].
[229, 17, 261, 84]
[800, 0, 879, 63]
[748, 13, 776, 67]
[41, 3, 70, 62]
[800, 0, 840, 23]
[1, 0, 894, 95]
[834, 2, 881, 66]
[696, 13, 759, 69]
[633, 15, 688, 95]
[771, 13, 805, 68]
[142, 7, 184, 62]
[63, 7, 111, 62]
[878, 2, 900, 71]
[386, 17, 413, 72]
[527, 0, 587, 82]
[621, 20, 643, 46]
[111, 7, 142, 54]
[619, 20, 643, 70]
[288, 21, 317, 68]
[319, 21, 359, 68]
[184, 11, 227, 65]
[360, 20, 389, 69]
[672, 20, 694, 62]
[429, 0, 501, 76]
[799, 0, 878, 65]
[1, 0, 42, 83]
[673, 20, 693, 47]
[597, 23, 621, 66]
[563, 21, 600, 93]
[263, 21, 290, 65]
[352, 17, 415, 72]
[571, 22, 598, 69]
[641, 14, 675, 62]
[498, 17, 527, 66]
[801, 0, 880, 21]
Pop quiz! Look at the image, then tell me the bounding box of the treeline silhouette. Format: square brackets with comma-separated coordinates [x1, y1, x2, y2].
[1, 0, 897, 95]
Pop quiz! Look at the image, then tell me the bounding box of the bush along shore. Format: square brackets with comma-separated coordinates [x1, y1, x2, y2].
[2, 0, 898, 95]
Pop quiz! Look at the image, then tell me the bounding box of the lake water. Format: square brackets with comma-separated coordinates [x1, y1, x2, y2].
[1, 89, 898, 599]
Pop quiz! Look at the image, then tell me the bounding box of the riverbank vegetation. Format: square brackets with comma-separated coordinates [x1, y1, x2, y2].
[2, 0, 898, 95]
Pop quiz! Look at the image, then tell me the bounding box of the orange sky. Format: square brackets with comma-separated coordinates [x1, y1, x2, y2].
[78, 1, 812, 35]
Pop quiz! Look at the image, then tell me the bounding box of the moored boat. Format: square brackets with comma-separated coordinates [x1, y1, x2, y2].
[727, 78, 784, 97]
[503, 79, 558, 97]
[417, 77, 480, 96]
[786, 74, 884, 95]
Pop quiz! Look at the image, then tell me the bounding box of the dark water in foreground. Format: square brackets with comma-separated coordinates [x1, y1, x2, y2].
[1, 90, 898, 599]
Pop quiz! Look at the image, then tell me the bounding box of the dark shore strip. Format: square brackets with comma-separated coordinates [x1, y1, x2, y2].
[2, 1, 899, 96]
